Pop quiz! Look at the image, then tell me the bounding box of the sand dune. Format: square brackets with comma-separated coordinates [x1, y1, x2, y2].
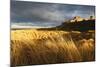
[11, 29, 95, 66]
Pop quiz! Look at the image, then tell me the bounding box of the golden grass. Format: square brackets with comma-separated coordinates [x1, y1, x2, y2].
[11, 29, 95, 67]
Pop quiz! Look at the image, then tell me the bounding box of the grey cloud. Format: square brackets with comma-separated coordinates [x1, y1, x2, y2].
[11, 1, 95, 28]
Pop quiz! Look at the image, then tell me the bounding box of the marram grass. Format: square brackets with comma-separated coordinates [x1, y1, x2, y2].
[11, 29, 95, 66]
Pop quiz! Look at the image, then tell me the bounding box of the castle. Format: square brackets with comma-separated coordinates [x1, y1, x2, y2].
[70, 16, 95, 22]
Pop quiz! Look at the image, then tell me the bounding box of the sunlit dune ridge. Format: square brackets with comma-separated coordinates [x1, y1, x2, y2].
[11, 29, 95, 66]
[11, 29, 69, 40]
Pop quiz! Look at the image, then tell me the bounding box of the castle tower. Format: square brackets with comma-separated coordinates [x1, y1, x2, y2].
[73, 16, 83, 22]
[90, 16, 95, 20]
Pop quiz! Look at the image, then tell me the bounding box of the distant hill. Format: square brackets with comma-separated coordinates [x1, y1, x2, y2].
[55, 19, 95, 31]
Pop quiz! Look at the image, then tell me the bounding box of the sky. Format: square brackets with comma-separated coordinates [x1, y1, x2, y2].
[11, 0, 95, 28]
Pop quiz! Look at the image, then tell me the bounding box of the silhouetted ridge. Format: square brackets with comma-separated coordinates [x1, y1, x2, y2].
[56, 19, 95, 31]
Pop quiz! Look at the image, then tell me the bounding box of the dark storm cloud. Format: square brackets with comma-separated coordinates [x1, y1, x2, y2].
[11, 1, 95, 28]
